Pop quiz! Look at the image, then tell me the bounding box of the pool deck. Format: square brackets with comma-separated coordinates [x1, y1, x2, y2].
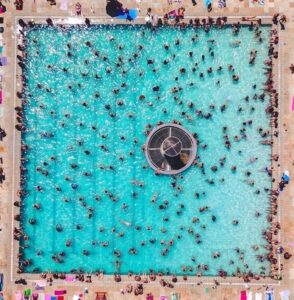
[0, 0, 294, 299]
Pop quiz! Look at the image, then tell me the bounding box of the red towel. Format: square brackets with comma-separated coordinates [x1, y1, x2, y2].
[57, 296, 64, 300]
[54, 291, 66, 296]
[240, 290, 247, 300]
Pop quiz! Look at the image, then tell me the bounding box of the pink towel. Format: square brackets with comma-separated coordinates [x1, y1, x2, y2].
[60, 0, 68, 11]
[65, 275, 75, 281]
[292, 96, 294, 111]
[45, 294, 51, 300]
[14, 292, 23, 300]
[0, 91, 3, 104]
[241, 290, 247, 300]
[54, 291, 66, 296]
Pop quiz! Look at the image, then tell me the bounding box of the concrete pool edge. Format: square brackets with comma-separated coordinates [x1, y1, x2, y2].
[9, 15, 282, 287]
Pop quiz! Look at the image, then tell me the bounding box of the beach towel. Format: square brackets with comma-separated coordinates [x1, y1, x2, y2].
[241, 291, 247, 300]
[218, 0, 226, 7]
[168, 0, 183, 3]
[0, 273, 3, 291]
[57, 297, 64, 300]
[45, 295, 51, 300]
[51, 296, 57, 300]
[255, 293, 262, 300]
[0, 57, 7, 66]
[60, 0, 68, 11]
[65, 275, 75, 282]
[15, 292, 23, 300]
[171, 293, 180, 300]
[34, 280, 47, 288]
[279, 290, 290, 300]
[146, 294, 154, 300]
[247, 291, 253, 300]
[204, 0, 212, 7]
[54, 291, 66, 296]
[160, 297, 168, 300]
[32, 292, 39, 300]
[0, 107, 3, 117]
[72, 296, 80, 300]
[265, 291, 274, 300]
[38, 294, 45, 300]
[116, 9, 138, 20]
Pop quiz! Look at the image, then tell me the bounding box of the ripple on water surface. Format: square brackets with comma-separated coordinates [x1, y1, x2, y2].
[20, 24, 272, 276]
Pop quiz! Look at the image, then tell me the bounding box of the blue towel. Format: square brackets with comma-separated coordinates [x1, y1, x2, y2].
[116, 9, 138, 20]
[265, 291, 274, 300]
[204, 0, 212, 7]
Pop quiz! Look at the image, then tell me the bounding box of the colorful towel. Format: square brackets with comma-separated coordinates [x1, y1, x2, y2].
[60, 0, 68, 11]
[255, 293, 262, 300]
[0, 57, 6, 66]
[218, 0, 226, 7]
[38, 294, 45, 300]
[65, 275, 75, 282]
[204, 0, 212, 7]
[241, 290, 247, 300]
[116, 9, 138, 20]
[0, 273, 3, 291]
[14, 292, 23, 300]
[265, 291, 274, 300]
[247, 291, 253, 300]
[279, 290, 290, 300]
[54, 291, 66, 296]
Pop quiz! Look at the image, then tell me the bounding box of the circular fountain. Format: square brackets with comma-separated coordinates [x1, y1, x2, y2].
[144, 124, 197, 175]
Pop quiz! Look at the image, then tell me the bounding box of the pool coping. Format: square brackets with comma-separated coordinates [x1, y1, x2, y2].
[9, 14, 282, 288]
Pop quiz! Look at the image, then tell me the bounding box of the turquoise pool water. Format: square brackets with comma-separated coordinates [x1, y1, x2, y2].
[20, 24, 272, 276]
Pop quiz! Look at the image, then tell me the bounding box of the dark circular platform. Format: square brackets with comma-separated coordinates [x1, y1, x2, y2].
[144, 124, 197, 175]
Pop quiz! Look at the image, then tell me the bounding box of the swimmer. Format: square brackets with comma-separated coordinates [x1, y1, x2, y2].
[229, 40, 241, 47]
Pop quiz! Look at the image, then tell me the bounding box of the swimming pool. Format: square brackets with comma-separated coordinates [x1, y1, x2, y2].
[19, 24, 272, 276]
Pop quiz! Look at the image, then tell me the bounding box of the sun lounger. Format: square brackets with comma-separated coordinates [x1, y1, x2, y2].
[265, 291, 274, 300]
[255, 293, 262, 300]
[241, 291, 247, 300]
[279, 290, 290, 300]
[116, 9, 138, 20]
